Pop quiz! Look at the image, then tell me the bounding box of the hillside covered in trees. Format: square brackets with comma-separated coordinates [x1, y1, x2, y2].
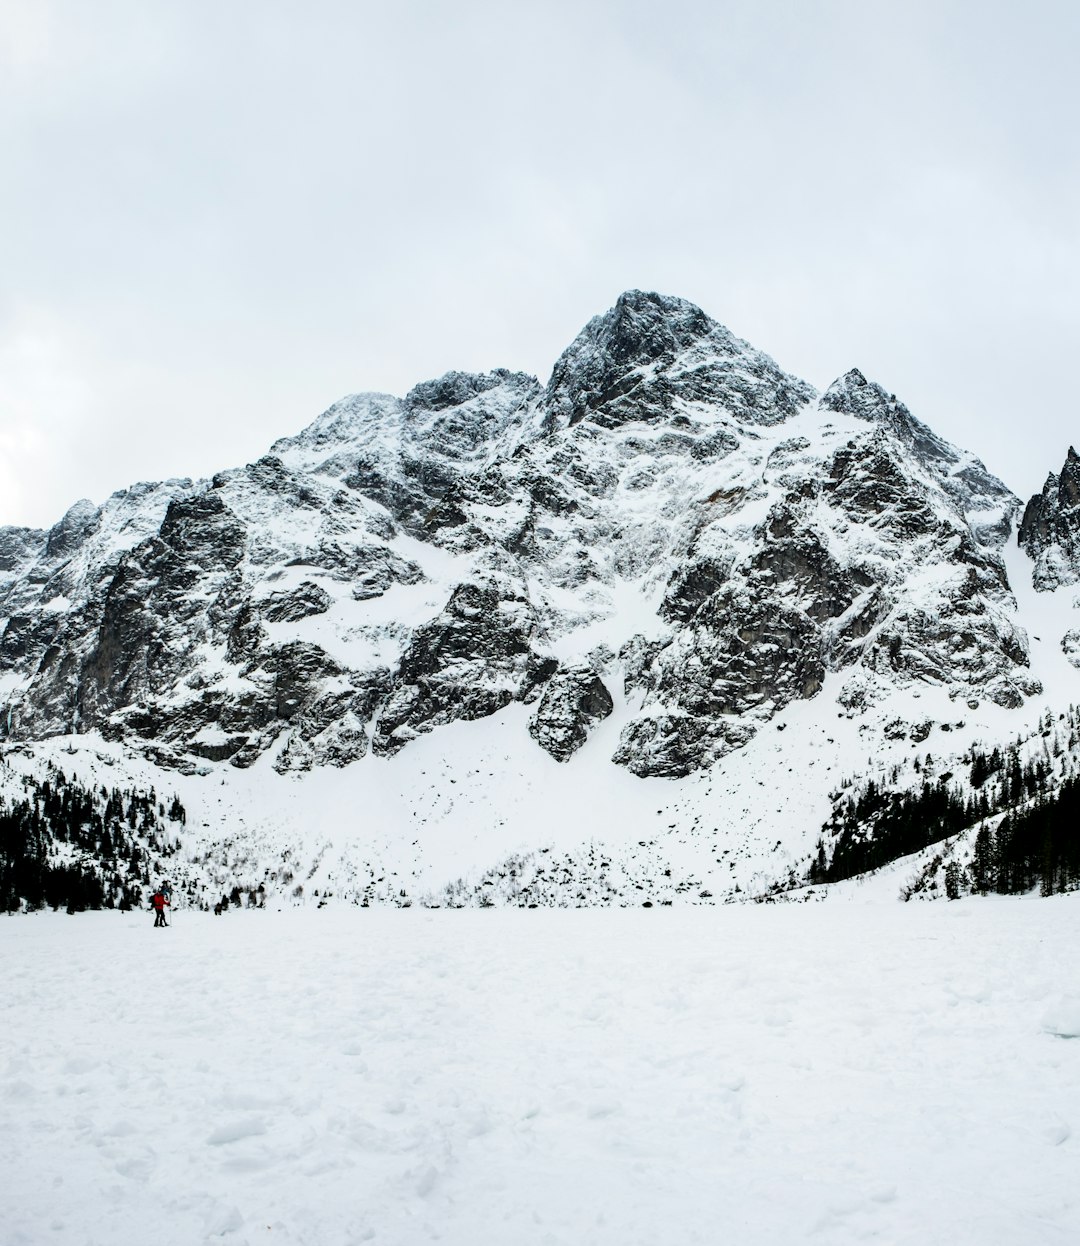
[807, 706, 1080, 899]
[0, 760, 186, 913]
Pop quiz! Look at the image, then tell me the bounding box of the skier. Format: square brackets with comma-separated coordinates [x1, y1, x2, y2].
[161, 879, 173, 904]
[151, 888, 170, 928]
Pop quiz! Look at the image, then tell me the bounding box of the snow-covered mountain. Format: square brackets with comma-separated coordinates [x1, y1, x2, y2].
[2, 291, 1078, 909]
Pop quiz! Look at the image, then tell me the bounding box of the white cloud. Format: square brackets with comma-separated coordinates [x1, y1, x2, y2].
[0, 319, 94, 527]
[0, 0, 1077, 525]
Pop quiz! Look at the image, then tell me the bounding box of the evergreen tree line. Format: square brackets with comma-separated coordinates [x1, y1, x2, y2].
[953, 775, 1080, 898]
[0, 766, 186, 913]
[808, 728, 1075, 894]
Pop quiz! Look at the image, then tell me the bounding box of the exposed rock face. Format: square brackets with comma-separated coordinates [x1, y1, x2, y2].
[271, 370, 543, 539]
[0, 291, 1044, 776]
[0, 525, 47, 576]
[528, 664, 613, 761]
[260, 581, 331, 623]
[372, 554, 544, 756]
[1018, 447, 1080, 589]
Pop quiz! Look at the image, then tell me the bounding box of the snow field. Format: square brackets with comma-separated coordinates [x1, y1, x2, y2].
[3, 899, 1079, 1245]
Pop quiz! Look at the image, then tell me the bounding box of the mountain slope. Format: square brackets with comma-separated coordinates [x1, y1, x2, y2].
[1, 291, 1077, 908]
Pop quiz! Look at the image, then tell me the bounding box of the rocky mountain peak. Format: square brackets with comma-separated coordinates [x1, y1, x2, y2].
[1018, 446, 1080, 589]
[404, 369, 536, 414]
[270, 393, 403, 470]
[0, 290, 1053, 784]
[544, 290, 816, 433]
[574, 289, 718, 369]
[821, 368, 883, 417]
[820, 370, 921, 442]
[44, 499, 100, 561]
[821, 368, 1015, 544]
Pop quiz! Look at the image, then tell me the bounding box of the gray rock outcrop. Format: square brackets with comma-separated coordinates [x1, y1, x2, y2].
[1019, 447, 1080, 590]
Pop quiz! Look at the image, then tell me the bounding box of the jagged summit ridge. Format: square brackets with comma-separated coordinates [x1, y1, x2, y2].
[1019, 446, 1080, 590]
[545, 290, 816, 433]
[821, 368, 1016, 547]
[0, 291, 1047, 780]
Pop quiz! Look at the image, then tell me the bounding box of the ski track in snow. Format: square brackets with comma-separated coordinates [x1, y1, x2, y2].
[2, 900, 1079, 1246]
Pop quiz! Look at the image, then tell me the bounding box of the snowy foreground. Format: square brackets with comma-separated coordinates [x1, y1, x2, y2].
[3, 901, 1080, 1246]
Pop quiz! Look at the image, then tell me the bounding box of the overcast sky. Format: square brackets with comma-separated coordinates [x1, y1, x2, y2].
[1, 0, 1077, 529]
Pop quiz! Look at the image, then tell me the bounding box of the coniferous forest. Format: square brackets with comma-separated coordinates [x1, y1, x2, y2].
[0, 763, 186, 913]
[983, 776, 1080, 896]
[807, 706, 1080, 898]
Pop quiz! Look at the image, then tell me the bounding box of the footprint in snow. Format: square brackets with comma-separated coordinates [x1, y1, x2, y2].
[1042, 997, 1080, 1039]
[206, 1117, 267, 1146]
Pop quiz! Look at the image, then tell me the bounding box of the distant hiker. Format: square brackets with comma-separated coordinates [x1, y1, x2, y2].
[213, 901, 223, 916]
[151, 889, 170, 927]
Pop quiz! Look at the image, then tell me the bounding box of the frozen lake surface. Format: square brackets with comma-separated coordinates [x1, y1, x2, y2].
[3, 898, 1079, 1245]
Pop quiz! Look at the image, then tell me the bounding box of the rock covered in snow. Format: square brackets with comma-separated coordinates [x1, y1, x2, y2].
[1018, 446, 1080, 590]
[372, 552, 546, 757]
[543, 289, 814, 432]
[528, 663, 613, 761]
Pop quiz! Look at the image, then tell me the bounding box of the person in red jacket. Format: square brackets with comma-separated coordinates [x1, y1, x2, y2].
[151, 889, 170, 927]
